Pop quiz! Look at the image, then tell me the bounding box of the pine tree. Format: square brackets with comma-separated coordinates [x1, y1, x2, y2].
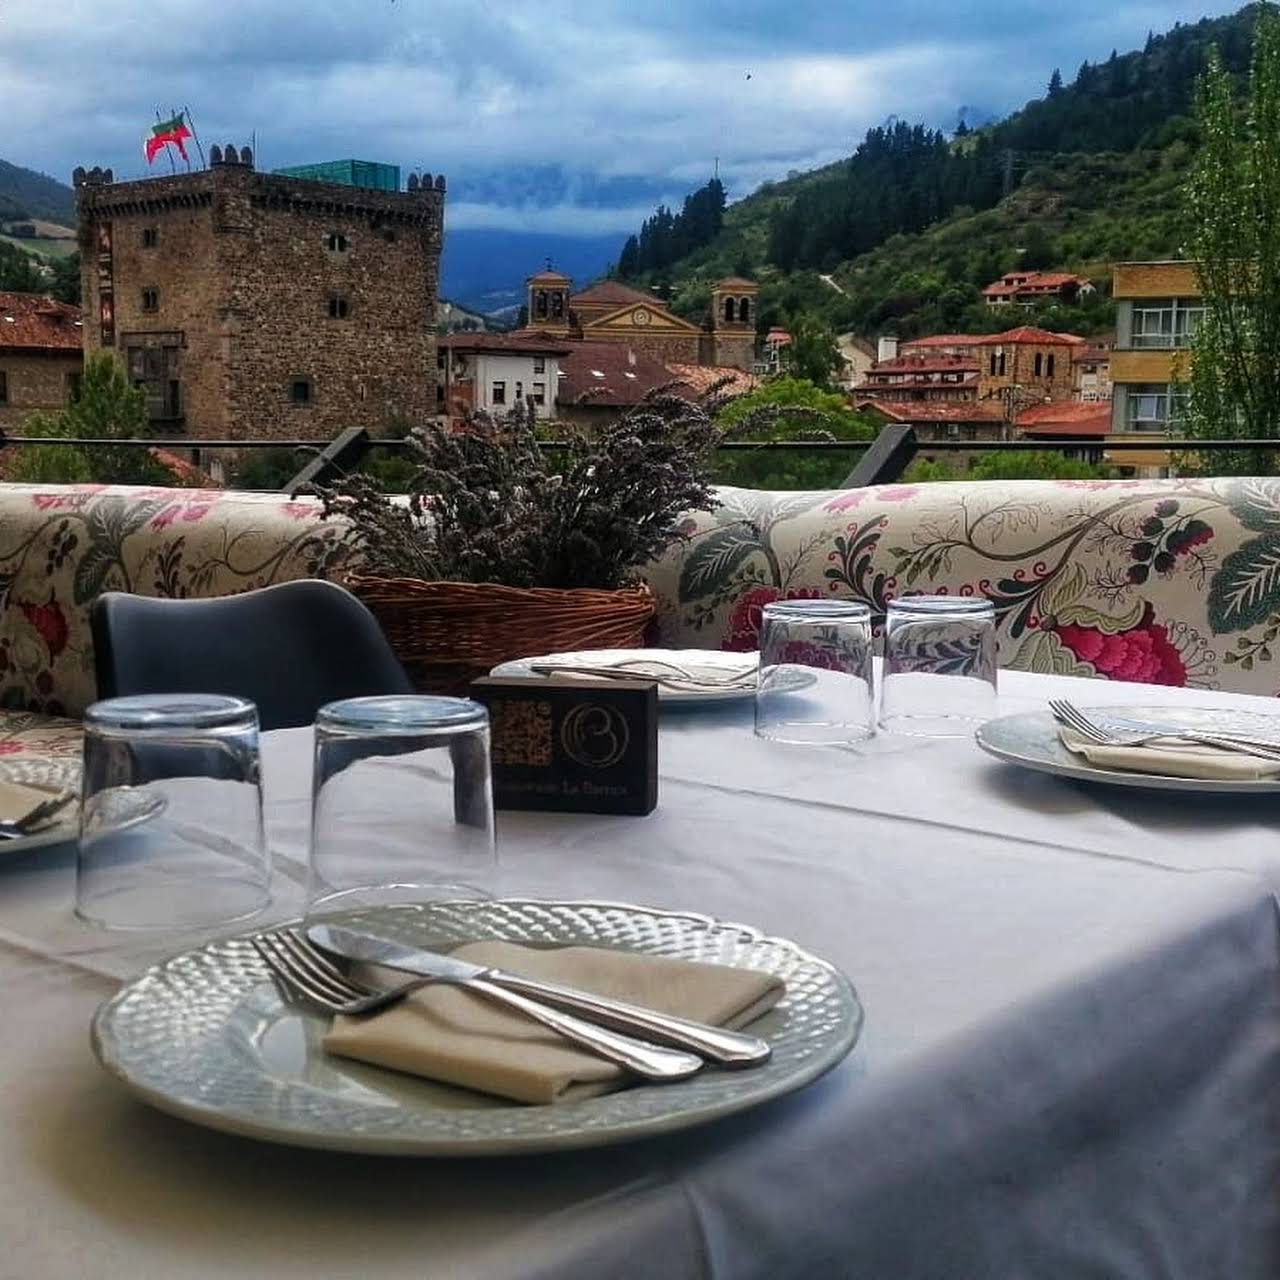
[1048, 68, 1063, 96]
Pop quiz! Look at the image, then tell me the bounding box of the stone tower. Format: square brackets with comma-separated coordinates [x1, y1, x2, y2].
[708, 277, 758, 372]
[74, 152, 445, 441]
[526, 268, 572, 334]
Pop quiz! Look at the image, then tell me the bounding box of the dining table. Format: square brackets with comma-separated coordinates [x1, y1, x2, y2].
[2, 666, 1279, 1279]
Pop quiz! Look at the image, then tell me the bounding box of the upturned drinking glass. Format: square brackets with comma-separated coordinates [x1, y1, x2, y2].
[755, 600, 875, 745]
[307, 695, 496, 915]
[75, 694, 270, 931]
[879, 595, 998, 737]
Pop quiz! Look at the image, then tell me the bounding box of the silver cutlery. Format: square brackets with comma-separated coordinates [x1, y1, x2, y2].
[309, 922, 772, 1069]
[529, 658, 757, 688]
[252, 928, 705, 1083]
[1048, 699, 1280, 762]
[0, 791, 76, 840]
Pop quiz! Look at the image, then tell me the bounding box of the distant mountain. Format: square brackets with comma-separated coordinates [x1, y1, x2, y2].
[440, 228, 622, 314]
[0, 160, 75, 225]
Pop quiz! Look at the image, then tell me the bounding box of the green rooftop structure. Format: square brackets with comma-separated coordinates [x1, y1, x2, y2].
[271, 159, 401, 193]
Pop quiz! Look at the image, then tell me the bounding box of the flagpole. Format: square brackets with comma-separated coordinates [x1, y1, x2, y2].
[183, 106, 207, 169]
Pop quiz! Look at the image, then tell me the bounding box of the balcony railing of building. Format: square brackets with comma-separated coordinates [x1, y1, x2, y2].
[0, 424, 1272, 493]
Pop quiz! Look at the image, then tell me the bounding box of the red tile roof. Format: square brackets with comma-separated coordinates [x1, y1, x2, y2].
[865, 354, 980, 375]
[0, 292, 82, 353]
[558, 342, 684, 407]
[1016, 401, 1111, 436]
[665, 362, 758, 397]
[857, 377, 980, 394]
[570, 280, 662, 310]
[716, 277, 758, 290]
[989, 326, 1087, 346]
[527, 269, 571, 284]
[856, 399, 1004, 423]
[983, 271, 1092, 297]
[441, 331, 573, 355]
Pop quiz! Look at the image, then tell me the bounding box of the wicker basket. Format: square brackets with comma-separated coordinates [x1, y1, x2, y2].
[345, 575, 657, 694]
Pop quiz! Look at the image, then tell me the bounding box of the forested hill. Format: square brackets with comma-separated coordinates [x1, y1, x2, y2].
[0, 160, 75, 225]
[613, 4, 1262, 339]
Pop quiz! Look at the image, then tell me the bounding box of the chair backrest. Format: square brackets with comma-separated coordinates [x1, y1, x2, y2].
[90, 580, 414, 730]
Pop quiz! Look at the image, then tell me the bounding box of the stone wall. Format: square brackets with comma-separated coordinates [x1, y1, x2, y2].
[0, 353, 81, 429]
[975, 341, 1077, 402]
[77, 161, 443, 442]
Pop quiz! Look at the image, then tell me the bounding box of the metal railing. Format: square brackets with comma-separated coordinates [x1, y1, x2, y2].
[0, 425, 1271, 493]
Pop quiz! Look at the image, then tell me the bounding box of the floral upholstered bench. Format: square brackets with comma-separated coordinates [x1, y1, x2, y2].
[0, 484, 354, 761]
[643, 477, 1280, 697]
[2, 476, 1278, 763]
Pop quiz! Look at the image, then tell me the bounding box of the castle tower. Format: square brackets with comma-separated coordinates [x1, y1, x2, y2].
[74, 155, 444, 441]
[709, 277, 758, 372]
[526, 268, 572, 334]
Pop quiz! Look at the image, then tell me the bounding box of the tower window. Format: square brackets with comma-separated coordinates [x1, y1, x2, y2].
[724, 297, 736, 323]
[325, 231, 349, 252]
[534, 290, 548, 319]
[738, 298, 751, 323]
[142, 227, 158, 248]
[1034, 353, 1043, 376]
[290, 377, 313, 406]
[1047, 354, 1056, 377]
[551, 293, 564, 318]
[141, 287, 159, 312]
[328, 295, 350, 320]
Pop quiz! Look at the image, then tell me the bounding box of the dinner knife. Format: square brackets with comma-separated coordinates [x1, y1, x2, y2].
[307, 923, 773, 1068]
[1091, 712, 1280, 758]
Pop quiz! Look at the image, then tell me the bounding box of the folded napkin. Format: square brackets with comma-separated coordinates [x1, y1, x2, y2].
[0, 778, 65, 827]
[1059, 727, 1280, 781]
[323, 940, 784, 1105]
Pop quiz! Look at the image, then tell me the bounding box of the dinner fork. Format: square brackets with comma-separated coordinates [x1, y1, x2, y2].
[251, 928, 704, 1082]
[1048, 699, 1280, 762]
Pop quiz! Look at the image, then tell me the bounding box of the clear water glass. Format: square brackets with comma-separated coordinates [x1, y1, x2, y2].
[76, 694, 270, 931]
[880, 596, 998, 737]
[308, 695, 495, 915]
[755, 600, 875, 745]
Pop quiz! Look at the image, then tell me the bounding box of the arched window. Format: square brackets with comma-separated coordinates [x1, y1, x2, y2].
[325, 231, 349, 253]
[534, 290, 548, 319]
[1034, 353, 1043, 376]
[724, 296, 736, 323]
[551, 293, 564, 317]
[738, 297, 751, 323]
[1047, 354, 1056, 377]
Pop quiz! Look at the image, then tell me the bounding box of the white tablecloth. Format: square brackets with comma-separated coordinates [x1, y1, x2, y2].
[1, 669, 1279, 1279]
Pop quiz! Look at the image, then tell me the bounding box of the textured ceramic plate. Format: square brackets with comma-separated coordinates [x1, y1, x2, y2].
[976, 705, 1280, 793]
[491, 649, 812, 705]
[91, 899, 862, 1157]
[0, 759, 166, 857]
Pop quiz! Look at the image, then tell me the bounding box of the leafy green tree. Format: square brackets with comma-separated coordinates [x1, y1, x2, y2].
[14, 352, 171, 485]
[1182, 3, 1280, 474]
[49, 252, 80, 305]
[779, 314, 842, 388]
[713, 378, 874, 488]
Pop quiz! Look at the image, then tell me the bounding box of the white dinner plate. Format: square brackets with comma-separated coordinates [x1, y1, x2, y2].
[0, 758, 167, 858]
[91, 899, 863, 1157]
[976, 705, 1280, 794]
[491, 649, 809, 705]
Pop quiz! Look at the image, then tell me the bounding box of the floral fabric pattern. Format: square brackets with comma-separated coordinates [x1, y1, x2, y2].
[0, 483, 355, 718]
[642, 478, 1280, 697]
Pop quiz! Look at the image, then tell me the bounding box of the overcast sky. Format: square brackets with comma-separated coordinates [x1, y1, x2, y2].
[0, 0, 1243, 234]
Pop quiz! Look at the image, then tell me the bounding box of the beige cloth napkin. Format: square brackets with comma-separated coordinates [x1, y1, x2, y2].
[1059, 727, 1280, 781]
[323, 940, 784, 1105]
[0, 779, 62, 826]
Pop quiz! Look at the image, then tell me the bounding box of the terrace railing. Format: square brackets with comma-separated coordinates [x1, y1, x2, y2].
[0, 425, 1272, 492]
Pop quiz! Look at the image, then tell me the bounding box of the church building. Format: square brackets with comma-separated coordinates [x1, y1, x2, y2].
[518, 270, 758, 373]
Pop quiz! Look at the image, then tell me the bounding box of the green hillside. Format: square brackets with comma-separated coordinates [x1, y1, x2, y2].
[619, 5, 1261, 341]
[0, 159, 75, 225]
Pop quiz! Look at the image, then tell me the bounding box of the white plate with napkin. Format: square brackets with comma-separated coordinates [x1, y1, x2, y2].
[975, 705, 1280, 793]
[0, 759, 81, 856]
[491, 648, 767, 704]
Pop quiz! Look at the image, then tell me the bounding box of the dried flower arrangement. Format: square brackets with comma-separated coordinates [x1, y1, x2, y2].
[313, 392, 723, 590]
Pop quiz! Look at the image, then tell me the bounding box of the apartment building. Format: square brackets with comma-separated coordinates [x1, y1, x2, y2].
[1110, 261, 1203, 432]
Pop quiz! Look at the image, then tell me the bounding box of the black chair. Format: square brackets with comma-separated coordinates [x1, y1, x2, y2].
[90, 580, 413, 730]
